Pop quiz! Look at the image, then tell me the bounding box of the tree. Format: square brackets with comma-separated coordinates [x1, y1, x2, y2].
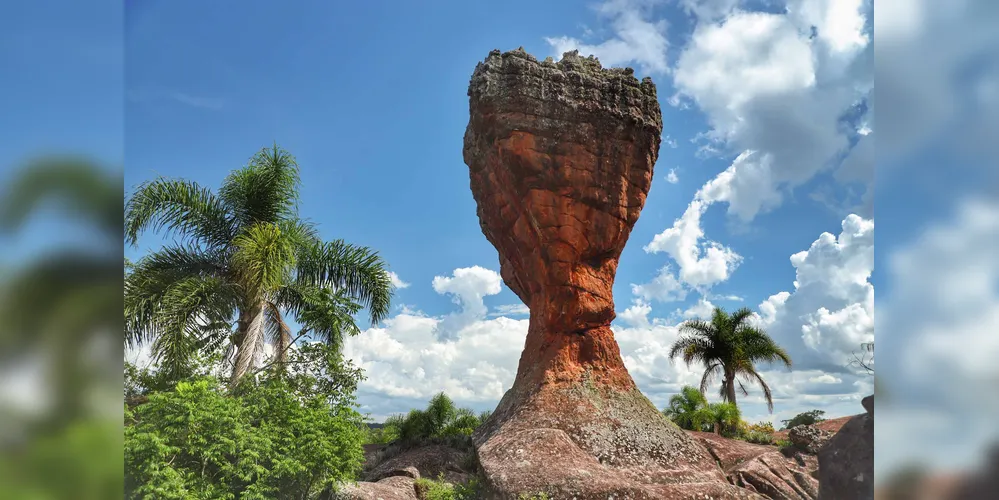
[124, 354, 368, 499]
[124, 145, 393, 388]
[780, 409, 826, 430]
[668, 306, 792, 412]
[663, 386, 714, 431]
[389, 393, 487, 443]
[663, 386, 742, 435]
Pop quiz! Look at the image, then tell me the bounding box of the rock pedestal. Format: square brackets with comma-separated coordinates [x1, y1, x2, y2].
[463, 48, 758, 499]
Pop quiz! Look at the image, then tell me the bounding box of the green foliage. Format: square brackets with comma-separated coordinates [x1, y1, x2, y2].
[708, 402, 742, 437]
[124, 145, 394, 386]
[388, 393, 488, 443]
[663, 386, 742, 436]
[739, 420, 776, 444]
[663, 386, 714, 431]
[412, 474, 482, 500]
[124, 345, 367, 499]
[668, 306, 792, 413]
[780, 410, 826, 430]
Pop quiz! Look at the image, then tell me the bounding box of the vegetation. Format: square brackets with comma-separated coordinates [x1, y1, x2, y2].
[668, 306, 792, 412]
[741, 421, 777, 445]
[663, 385, 742, 436]
[125, 343, 366, 499]
[124, 145, 394, 388]
[780, 409, 826, 430]
[413, 474, 482, 500]
[0, 158, 123, 499]
[381, 393, 490, 443]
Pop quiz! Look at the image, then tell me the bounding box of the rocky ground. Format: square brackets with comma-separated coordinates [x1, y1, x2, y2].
[336, 395, 873, 500]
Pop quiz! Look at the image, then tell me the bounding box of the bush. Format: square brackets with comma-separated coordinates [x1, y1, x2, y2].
[738, 420, 776, 444]
[413, 474, 482, 500]
[780, 410, 826, 430]
[388, 393, 488, 443]
[663, 386, 714, 431]
[125, 345, 367, 499]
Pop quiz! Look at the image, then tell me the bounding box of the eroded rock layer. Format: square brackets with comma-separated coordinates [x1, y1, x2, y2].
[463, 48, 755, 499]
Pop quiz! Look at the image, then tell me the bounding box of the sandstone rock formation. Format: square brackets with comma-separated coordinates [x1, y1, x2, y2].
[818, 395, 873, 499]
[463, 47, 758, 499]
[690, 431, 819, 500]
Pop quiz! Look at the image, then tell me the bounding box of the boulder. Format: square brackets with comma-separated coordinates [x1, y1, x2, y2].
[689, 431, 819, 500]
[364, 443, 472, 485]
[817, 395, 874, 499]
[788, 425, 833, 455]
[333, 476, 418, 500]
[463, 47, 757, 499]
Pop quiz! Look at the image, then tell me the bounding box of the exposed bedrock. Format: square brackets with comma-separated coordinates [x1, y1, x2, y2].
[463, 47, 759, 499]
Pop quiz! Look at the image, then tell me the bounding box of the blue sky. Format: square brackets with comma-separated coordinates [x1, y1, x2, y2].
[119, 0, 880, 427]
[13, 0, 999, 482]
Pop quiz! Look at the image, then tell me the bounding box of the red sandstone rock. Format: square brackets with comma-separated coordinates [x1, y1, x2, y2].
[688, 431, 819, 500]
[334, 476, 418, 500]
[463, 47, 757, 499]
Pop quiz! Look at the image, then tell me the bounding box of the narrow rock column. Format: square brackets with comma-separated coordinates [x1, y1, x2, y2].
[463, 48, 757, 499]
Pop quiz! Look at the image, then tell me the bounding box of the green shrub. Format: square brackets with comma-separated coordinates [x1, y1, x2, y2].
[413, 474, 482, 500]
[125, 345, 367, 499]
[738, 420, 776, 444]
[663, 386, 714, 431]
[391, 393, 489, 443]
[780, 410, 826, 430]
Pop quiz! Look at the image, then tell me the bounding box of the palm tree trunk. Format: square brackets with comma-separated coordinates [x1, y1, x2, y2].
[724, 369, 738, 407]
[229, 301, 266, 389]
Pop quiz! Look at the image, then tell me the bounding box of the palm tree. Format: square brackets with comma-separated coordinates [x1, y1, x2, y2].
[124, 145, 393, 388]
[663, 386, 714, 431]
[668, 306, 792, 412]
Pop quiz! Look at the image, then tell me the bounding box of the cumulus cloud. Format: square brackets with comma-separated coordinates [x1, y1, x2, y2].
[630, 264, 688, 302]
[431, 266, 504, 340]
[672, 1, 873, 221]
[756, 214, 874, 372]
[644, 198, 743, 290]
[387, 271, 410, 289]
[544, 0, 669, 74]
[665, 168, 679, 184]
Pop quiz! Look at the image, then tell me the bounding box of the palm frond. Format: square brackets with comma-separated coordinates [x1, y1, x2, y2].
[295, 239, 393, 325]
[218, 145, 301, 229]
[699, 363, 721, 395]
[677, 319, 717, 339]
[231, 222, 298, 295]
[729, 307, 756, 330]
[275, 282, 362, 352]
[741, 367, 776, 413]
[740, 326, 793, 369]
[124, 177, 234, 248]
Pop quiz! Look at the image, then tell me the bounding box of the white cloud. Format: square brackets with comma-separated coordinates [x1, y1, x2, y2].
[644, 198, 742, 289]
[677, 0, 742, 22]
[544, 0, 669, 74]
[431, 266, 504, 339]
[488, 303, 530, 317]
[617, 299, 653, 328]
[630, 264, 688, 302]
[387, 271, 410, 289]
[756, 214, 874, 371]
[664, 135, 678, 148]
[681, 298, 716, 319]
[665, 168, 679, 184]
[671, 3, 872, 222]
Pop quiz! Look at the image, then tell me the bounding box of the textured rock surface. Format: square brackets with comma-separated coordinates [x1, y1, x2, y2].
[690, 431, 819, 500]
[333, 476, 418, 500]
[788, 425, 833, 455]
[818, 395, 873, 499]
[364, 443, 473, 485]
[463, 47, 754, 499]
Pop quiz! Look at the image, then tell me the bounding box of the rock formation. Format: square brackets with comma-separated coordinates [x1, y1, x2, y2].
[817, 395, 874, 499]
[463, 48, 758, 499]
